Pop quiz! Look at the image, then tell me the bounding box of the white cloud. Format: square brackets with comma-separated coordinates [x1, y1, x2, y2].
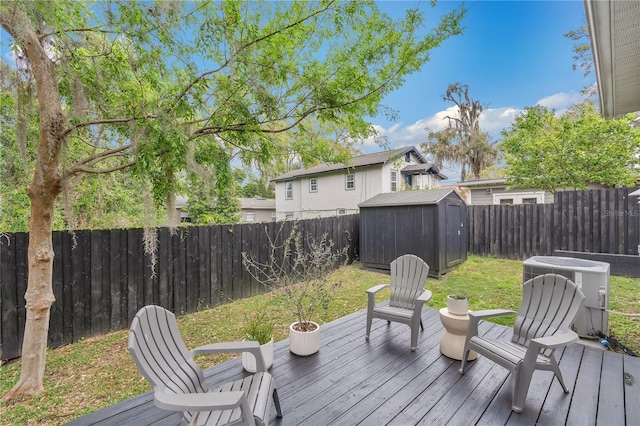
[535, 91, 585, 114]
[360, 90, 590, 182]
[479, 107, 523, 135]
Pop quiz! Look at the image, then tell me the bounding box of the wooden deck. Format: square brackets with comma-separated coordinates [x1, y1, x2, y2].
[67, 307, 640, 426]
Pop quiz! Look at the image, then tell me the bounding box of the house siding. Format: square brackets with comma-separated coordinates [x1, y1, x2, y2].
[469, 188, 553, 205]
[275, 166, 385, 220]
[468, 182, 608, 205]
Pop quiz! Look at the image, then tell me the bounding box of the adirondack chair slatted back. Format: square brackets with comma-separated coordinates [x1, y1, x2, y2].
[129, 305, 208, 396]
[389, 254, 430, 310]
[512, 274, 585, 355]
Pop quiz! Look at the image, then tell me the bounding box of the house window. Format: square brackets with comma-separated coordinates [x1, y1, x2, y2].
[494, 192, 545, 205]
[285, 181, 293, 200]
[345, 173, 355, 190]
[246, 211, 255, 223]
[391, 169, 398, 191]
[405, 153, 411, 162]
[309, 177, 318, 192]
[336, 208, 347, 216]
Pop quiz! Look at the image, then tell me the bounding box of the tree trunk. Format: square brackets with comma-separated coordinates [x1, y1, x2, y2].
[5, 180, 60, 398]
[166, 190, 181, 226]
[1, 3, 65, 399]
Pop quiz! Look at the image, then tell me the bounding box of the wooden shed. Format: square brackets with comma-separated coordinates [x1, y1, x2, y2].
[358, 189, 467, 278]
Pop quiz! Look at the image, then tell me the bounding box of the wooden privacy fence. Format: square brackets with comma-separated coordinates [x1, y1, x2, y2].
[0, 215, 359, 361]
[468, 187, 640, 259]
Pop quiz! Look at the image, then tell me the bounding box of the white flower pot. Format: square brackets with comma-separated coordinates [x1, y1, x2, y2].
[447, 296, 469, 316]
[242, 338, 274, 372]
[289, 321, 320, 356]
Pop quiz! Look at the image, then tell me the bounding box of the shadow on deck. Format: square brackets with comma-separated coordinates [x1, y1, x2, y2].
[67, 307, 640, 425]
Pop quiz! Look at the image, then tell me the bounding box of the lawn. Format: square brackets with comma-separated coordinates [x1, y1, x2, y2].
[1, 255, 638, 425]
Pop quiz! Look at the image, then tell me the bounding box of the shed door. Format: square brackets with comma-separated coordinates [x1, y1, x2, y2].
[445, 200, 464, 266]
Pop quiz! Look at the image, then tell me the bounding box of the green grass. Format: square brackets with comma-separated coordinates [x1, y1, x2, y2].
[1, 255, 638, 425]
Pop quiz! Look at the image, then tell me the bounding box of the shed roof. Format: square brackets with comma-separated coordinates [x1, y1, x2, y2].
[272, 146, 427, 182]
[358, 189, 461, 208]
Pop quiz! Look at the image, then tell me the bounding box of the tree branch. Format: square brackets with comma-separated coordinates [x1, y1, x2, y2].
[169, 0, 335, 111]
[65, 160, 137, 176]
[61, 115, 155, 138]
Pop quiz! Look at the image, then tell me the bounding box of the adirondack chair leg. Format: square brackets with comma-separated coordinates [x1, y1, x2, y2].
[365, 314, 372, 341]
[549, 357, 569, 393]
[512, 362, 536, 413]
[458, 348, 471, 374]
[273, 388, 283, 417]
[410, 328, 418, 352]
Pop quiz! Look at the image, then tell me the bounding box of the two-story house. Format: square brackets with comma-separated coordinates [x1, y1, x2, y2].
[271, 146, 446, 220]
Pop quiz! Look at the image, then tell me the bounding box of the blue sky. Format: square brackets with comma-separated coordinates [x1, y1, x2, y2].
[365, 0, 594, 181]
[1, 1, 593, 183]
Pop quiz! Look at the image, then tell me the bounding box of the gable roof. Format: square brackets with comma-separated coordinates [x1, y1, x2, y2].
[401, 163, 448, 180]
[358, 188, 463, 207]
[271, 146, 427, 182]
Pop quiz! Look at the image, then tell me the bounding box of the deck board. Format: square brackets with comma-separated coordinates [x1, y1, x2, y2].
[66, 307, 639, 426]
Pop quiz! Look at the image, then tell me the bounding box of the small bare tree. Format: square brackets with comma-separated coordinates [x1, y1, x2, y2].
[242, 222, 348, 332]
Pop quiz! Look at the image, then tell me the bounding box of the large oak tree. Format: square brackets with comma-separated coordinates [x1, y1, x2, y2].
[0, 0, 464, 398]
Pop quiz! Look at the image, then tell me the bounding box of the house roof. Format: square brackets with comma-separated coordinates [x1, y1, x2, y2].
[456, 178, 507, 188]
[584, 0, 640, 119]
[358, 188, 461, 208]
[239, 197, 275, 210]
[401, 163, 448, 180]
[271, 146, 427, 182]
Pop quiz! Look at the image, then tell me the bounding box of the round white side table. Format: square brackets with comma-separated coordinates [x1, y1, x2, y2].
[439, 307, 478, 361]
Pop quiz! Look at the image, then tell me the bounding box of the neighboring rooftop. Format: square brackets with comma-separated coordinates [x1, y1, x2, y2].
[456, 178, 507, 188]
[271, 146, 427, 182]
[401, 163, 447, 180]
[239, 196, 275, 210]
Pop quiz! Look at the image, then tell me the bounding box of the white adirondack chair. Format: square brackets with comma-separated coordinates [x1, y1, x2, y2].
[365, 254, 432, 351]
[128, 305, 283, 425]
[459, 273, 585, 413]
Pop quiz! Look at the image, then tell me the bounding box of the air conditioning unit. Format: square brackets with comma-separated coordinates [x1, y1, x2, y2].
[523, 256, 610, 339]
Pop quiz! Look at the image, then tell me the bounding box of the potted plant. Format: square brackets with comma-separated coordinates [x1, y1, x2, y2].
[446, 293, 469, 316]
[241, 304, 275, 372]
[243, 222, 348, 356]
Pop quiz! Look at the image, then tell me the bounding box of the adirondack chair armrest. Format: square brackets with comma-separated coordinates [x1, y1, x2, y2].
[367, 284, 389, 306]
[192, 340, 260, 355]
[530, 330, 580, 350]
[469, 309, 516, 323]
[417, 289, 433, 303]
[366, 284, 389, 295]
[192, 341, 268, 372]
[154, 390, 245, 412]
[467, 309, 516, 337]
